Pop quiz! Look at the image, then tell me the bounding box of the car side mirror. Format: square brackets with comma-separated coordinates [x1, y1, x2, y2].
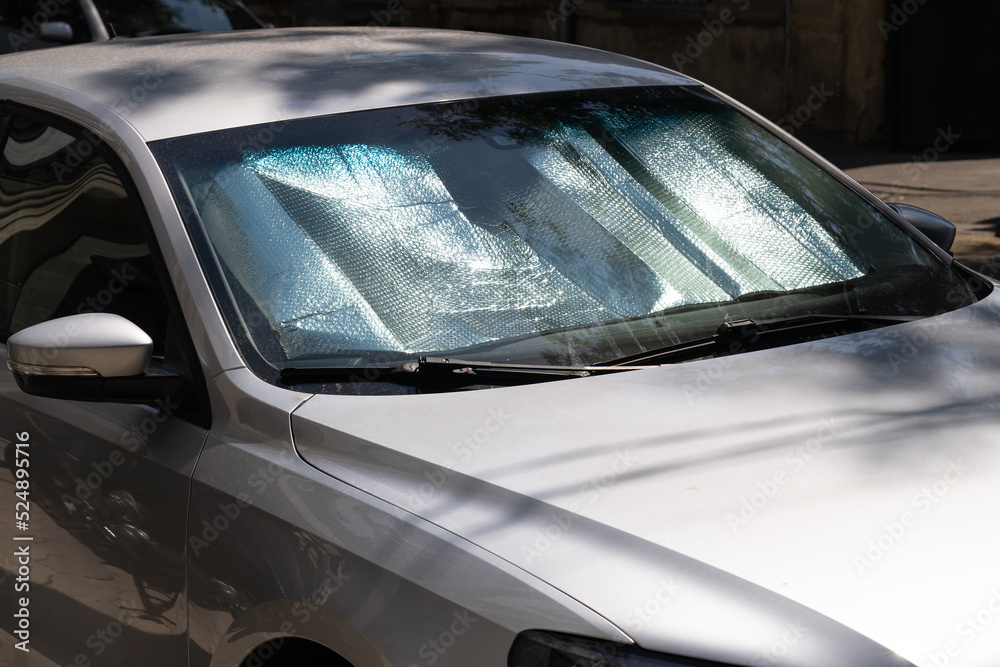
[38, 21, 74, 44]
[5, 313, 188, 404]
[888, 203, 957, 253]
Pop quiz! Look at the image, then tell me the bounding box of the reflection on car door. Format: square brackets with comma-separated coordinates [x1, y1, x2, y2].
[0, 109, 208, 665]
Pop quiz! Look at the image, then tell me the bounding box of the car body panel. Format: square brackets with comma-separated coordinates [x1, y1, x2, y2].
[291, 284, 1000, 667]
[0, 349, 207, 665]
[188, 368, 631, 667]
[0, 27, 695, 142]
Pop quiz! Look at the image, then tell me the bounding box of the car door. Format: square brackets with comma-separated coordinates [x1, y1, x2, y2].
[0, 107, 209, 665]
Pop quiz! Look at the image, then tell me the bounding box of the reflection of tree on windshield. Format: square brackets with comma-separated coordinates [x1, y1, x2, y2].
[97, 0, 233, 37]
[398, 87, 729, 151]
[97, 0, 179, 36]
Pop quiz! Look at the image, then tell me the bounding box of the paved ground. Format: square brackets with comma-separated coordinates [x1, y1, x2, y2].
[800, 132, 1000, 278]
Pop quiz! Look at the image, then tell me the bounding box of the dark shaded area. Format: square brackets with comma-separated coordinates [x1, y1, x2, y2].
[241, 637, 353, 666]
[796, 128, 1000, 171]
[886, 0, 1000, 148]
[241, 0, 1000, 153]
[0, 0, 266, 54]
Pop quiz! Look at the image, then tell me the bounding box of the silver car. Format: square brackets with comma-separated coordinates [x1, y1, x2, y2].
[1, 27, 997, 667]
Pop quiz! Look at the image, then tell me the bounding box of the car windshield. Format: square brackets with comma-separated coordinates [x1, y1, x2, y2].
[152, 86, 977, 388]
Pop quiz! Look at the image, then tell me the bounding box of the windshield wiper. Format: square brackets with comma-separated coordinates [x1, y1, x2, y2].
[279, 312, 919, 386]
[599, 312, 922, 367]
[279, 356, 657, 387]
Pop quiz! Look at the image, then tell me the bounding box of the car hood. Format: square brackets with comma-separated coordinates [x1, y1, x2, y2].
[291, 285, 1000, 667]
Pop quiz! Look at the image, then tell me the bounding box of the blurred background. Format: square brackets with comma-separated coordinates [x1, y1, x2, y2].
[240, 0, 1000, 274]
[243, 0, 999, 149]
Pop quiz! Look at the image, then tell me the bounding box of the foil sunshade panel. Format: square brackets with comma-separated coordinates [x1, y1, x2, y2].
[198, 108, 862, 360]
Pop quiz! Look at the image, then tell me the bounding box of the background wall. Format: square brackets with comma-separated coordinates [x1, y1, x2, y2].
[243, 0, 994, 148]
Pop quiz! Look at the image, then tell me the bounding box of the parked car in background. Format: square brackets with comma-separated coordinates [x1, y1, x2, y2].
[0, 0, 267, 53]
[1, 26, 998, 667]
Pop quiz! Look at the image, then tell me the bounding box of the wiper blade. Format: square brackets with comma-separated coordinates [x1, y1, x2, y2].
[280, 356, 656, 387]
[279, 312, 919, 385]
[600, 312, 921, 367]
[418, 356, 659, 376]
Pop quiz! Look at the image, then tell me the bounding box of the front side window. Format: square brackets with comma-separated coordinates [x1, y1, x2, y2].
[0, 113, 169, 351]
[93, 0, 262, 35]
[152, 87, 977, 390]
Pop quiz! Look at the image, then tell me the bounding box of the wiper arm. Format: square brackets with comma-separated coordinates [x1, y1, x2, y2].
[280, 356, 656, 387]
[419, 356, 663, 377]
[280, 312, 919, 386]
[601, 312, 921, 367]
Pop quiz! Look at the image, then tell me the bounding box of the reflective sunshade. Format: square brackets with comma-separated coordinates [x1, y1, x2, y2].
[153, 87, 974, 379]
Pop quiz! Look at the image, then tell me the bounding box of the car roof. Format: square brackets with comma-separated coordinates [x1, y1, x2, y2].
[0, 27, 696, 141]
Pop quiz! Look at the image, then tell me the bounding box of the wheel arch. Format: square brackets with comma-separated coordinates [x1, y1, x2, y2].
[210, 599, 391, 667]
